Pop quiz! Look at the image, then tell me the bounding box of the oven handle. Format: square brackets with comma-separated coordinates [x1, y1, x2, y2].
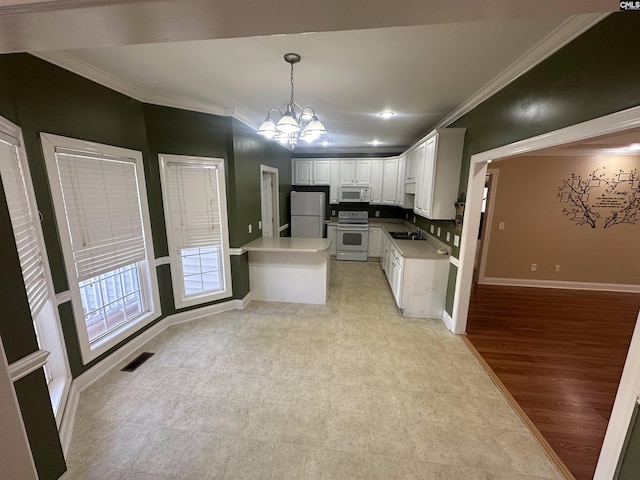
[337, 225, 369, 231]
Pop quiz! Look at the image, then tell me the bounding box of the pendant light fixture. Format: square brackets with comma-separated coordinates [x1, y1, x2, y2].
[257, 53, 327, 149]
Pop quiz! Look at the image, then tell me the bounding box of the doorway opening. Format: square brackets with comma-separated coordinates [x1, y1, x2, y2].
[452, 105, 640, 480]
[260, 165, 280, 237]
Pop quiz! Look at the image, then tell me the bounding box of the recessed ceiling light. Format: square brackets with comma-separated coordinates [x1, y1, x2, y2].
[371, 139, 381, 146]
[321, 140, 330, 147]
[627, 143, 640, 151]
[378, 111, 395, 119]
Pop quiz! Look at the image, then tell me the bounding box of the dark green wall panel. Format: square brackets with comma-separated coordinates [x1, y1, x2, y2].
[142, 103, 232, 257]
[231, 253, 250, 300]
[4, 54, 149, 294]
[230, 119, 292, 247]
[452, 13, 640, 196]
[14, 371, 66, 480]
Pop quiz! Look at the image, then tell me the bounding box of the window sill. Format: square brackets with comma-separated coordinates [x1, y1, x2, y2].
[83, 309, 160, 364]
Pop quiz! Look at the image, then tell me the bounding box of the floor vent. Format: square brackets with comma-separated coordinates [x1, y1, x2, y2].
[121, 352, 155, 372]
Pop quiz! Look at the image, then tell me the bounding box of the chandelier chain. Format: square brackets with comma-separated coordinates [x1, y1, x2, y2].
[289, 62, 295, 107]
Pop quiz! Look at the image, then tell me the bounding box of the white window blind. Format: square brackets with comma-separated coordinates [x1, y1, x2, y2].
[54, 149, 146, 281]
[166, 163, 222, 250]
[0, 135, 48, 316]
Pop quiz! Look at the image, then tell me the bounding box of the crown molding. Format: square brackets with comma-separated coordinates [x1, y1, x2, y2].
[434, 13, 609, 130]
[30, 50, 258, 128]
[31, 50, 145, 100]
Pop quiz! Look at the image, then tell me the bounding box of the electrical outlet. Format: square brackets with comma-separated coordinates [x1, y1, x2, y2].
[375, 211, 380, 217]
[530, 263, 537, 272]
[413, 215, 416, 223]
[332, 210, 336, 216]
[405, 213, 408, 219]
[555, 265, 560, 272]
[499, 222, 505, 230]
[446, 232, 451, 242]
[430, 225, 435, 234]
[248, 224, 252, 234]
[258, 220, 262, 229]
[437, 227, 441, 237]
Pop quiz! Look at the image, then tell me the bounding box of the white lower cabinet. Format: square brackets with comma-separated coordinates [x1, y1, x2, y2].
[328, 225, 337, 256]
[383, 234, 449, 318]
[368, 226, 383, 258]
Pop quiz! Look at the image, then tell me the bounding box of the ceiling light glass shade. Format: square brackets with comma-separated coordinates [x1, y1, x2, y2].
[302, 116, 327, 136]
[257, 118, 277, 138]
[276, 110, 301, 134]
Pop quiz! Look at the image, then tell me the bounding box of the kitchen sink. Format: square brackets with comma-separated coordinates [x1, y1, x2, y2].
[389, 231, 424, 240]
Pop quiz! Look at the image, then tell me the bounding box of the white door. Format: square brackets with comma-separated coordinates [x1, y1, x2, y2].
[260, 166, 279, 238]
[261, 172, 274, 237]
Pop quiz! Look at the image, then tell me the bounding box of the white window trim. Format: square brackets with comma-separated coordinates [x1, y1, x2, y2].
[158, 154, 232, 309]
[41, 133, 161, 364]
[0, 116, 71, 426]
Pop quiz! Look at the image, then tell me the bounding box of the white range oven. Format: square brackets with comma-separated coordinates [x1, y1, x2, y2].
[336, 211, 369, 262]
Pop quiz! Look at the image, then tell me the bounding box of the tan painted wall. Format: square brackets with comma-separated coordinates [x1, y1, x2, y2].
[483, 154, 640, 285]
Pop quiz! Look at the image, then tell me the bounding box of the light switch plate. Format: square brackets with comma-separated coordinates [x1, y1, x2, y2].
[454, 235, 460, 247]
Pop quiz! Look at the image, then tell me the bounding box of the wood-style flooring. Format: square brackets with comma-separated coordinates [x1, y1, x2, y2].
[465, 284, 640, 480]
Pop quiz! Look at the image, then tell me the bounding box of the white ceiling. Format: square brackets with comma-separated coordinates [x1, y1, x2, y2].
[1, 1, 618, 153]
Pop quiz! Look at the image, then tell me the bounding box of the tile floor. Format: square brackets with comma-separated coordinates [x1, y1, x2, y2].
[65, 260, 563, 480]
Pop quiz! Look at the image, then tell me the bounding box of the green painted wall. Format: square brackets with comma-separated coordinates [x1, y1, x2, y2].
[440, 13, 640, 316]
[0, 53, 292, 476]
[452, 13, 640, 196]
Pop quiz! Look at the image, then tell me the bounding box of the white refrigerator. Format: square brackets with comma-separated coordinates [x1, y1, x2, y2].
[291, 191, 326, 238]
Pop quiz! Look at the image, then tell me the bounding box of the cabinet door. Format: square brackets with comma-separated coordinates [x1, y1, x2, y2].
[382, 158, 397, 205]
[369, 160, 383, 204]
[329, 161, 340, 204]
[313, 161, 331, 185]
[328, 225, 337, 255]
[368, 227, 383, 257]
[406, 149, 418, 183]
[395, 156, 406, 206]
[413, 142, 426, 214]
[419, 136, 436, 217]
[339, 160, 356, 185]
[293, 160, 313, 185]
[355, 160, 371, 185]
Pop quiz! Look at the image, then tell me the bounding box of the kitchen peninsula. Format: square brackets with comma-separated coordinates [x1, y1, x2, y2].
[242, 237, 331, 304]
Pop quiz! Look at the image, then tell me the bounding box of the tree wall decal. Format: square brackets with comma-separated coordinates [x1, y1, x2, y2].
[602, 168, 639, 228]
[558, 167, 639, 229]
[557, 168, 607, 228]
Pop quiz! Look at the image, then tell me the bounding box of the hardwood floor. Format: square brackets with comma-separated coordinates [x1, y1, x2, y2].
[465, 284, 640, 480]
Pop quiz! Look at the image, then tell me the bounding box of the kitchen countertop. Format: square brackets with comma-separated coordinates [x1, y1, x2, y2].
[242, 237, 331, 253]
[328, 218, 449, 260]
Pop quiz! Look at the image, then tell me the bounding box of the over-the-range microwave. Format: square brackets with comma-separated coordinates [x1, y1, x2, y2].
[339, 185, 370, 203]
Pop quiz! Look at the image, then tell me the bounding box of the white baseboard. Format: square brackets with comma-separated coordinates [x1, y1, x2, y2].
[58, 292, 252, 458]
[479, 277, 640, 293]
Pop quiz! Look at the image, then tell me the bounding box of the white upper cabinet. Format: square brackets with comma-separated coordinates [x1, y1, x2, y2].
[313, 160, 331, 185]
[413, 128, 465, 220]
[293, 160, 313, 185]
[340, 159, 371, 185]
[382, 157, 397, 205]
[329, 161, 340, 204]
[370, 159, 383, 204]
[355, 160, 371, 184]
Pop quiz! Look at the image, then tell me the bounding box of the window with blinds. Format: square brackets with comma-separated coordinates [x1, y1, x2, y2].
[1, 120, 71, 424]
[0, 132, 48, 317]
[54, 149, 147, 342]
[160, 154, 231, 308]
[41, 133, 160, 363]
